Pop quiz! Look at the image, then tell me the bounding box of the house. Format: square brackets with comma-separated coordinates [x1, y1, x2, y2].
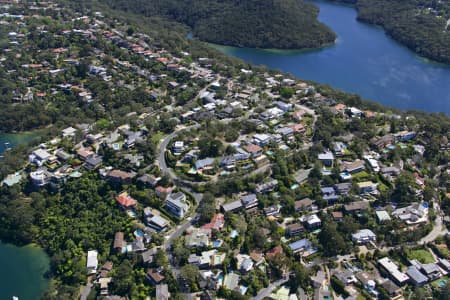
[295, 198, 315, 212]
[378, 257, 409, 286]
[289, 239, 312, 255]
[321, 187, 339, 203]
[264, 205, 281, 218]
[155, 186, 174, 198]
[195, 158, 215, 171]
[201, 214, 225, 231]
[341, 160, 365, 174]
[185, 227, 211, 248]
[145, 211, 170, 232]
[333, 269, 357, 285]
[77, 148, 94, 161]
[371, 134, 395, 150]
[311, 270, 326, 288]
[29, 149, 51, 166]
[107, 169, 136, 184]
[381, 166, 401, 179]
[86, 133, 104, 144]
[276, 126, 294, 137]
[62, 126, 77, 138]
[156, 284, 169, 300]
[253, 133, 271, 146]
[172, 141, 184, 155]
[286, 223, 305, 237]
[406, 266, 428, 286]
[236, 254, 254, 272]
[221, 200, 243, 213]
[87, 250, 98, 274]
[99, 261, 113, 278]
[334, 182, 352, 195]
[114, 193, 137, 212]
[331, 211, 344, 222]
[99, 277, 112, 296]
[141, 248, 158, 265]
[357, 181, 378, 194]
[113, 232, 126, 252]
[291, 109, 306, 121]
[351, 229, 376, 244]
[347, 107, 363, 118]
[137, 174, 161, 188]
[260, 107, 284, 121]
[395, 131, 416, 142]
[55, 149, 72, 162]
[344, 201, 369, 214]
[355, 271, 375, 291]
[438, 258, 450, 272]
[381, 279, 403, 300]
[244, 143, 263, 158]
[275, 101, 293, 112]
[318, 151, 334, 167]
[376, 210, 392, 223]
[249, 250, 265, 266]
[333, 142, 347, 156]
[303, 214, 321, 230]
[256, 179, 278, 194]
[223, 272, 240, 291]
[241, 193, 258, 210]
[146, 269, 165, 285]
[85, 155, 103, 170]
[165, 192, 189, 218]
[266, 245, 283, 259]
[392, 202, 429, 225]
[30, 169, 50, 187]
[131, 239, 146, 252]
[413, 261, 442, 281]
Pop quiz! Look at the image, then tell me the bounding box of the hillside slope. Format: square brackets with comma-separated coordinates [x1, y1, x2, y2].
[102, 0, 337, 49]
[334, 0, 450, 64]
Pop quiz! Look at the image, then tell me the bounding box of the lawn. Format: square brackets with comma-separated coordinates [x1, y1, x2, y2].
[406, 249, 435, 264]
[352, 171, 371, 180]
[151, 131, 165, 145]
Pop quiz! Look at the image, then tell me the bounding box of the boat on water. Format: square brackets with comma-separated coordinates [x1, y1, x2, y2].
[12, 297, 19, 300]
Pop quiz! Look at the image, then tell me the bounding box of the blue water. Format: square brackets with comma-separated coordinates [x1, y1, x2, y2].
[0, 243, 50, 300]
[214, 0, 450, 114]
[0, 132, 36, 155]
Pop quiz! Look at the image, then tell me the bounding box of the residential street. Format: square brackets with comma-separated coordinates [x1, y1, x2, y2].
[252, 275, 290, 300]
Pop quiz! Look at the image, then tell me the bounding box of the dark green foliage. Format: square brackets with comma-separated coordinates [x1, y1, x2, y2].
[337, 0, 450, 64]
[331, 276, 350, 297]
[102, 0, 336, 49]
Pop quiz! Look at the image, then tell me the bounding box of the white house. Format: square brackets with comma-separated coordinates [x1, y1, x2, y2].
[352, 229, 376, 244]
[87, 250, 99, 274]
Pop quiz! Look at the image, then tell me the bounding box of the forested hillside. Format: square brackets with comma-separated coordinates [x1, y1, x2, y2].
[335, 0, 450, 64]
[101, 0, 336, 49]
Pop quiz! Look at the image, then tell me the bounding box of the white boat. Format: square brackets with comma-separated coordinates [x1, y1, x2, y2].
[12, 297, 19, 300]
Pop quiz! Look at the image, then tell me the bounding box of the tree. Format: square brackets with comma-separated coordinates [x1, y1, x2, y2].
[392, 172, 418, 204]
[318, 220, 348, 256]
[199, 201, 215, 223]
[180, 264, 200, 289]
[198, 137, 223, 158]
[110, 260, 134, 296]
[290, 263, 311, 290]
[155, 249, 169, 268]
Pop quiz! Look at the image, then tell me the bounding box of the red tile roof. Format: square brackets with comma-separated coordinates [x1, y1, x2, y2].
[201, 214, 225, 231]
[115, 192, 137, 208]
[266, 245, 283, 259]
[244, 143, 262, 154]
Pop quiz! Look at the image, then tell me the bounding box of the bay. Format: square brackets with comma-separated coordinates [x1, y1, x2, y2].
[213, 0, 450, 114]
[0, 132, 37, 156]
[0, 243, 50, 300]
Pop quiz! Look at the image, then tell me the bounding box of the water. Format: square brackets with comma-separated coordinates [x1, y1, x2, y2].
[213, 0, 450, 114]
[0, 243, 50, 300]
[0, 132, 37, 156]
